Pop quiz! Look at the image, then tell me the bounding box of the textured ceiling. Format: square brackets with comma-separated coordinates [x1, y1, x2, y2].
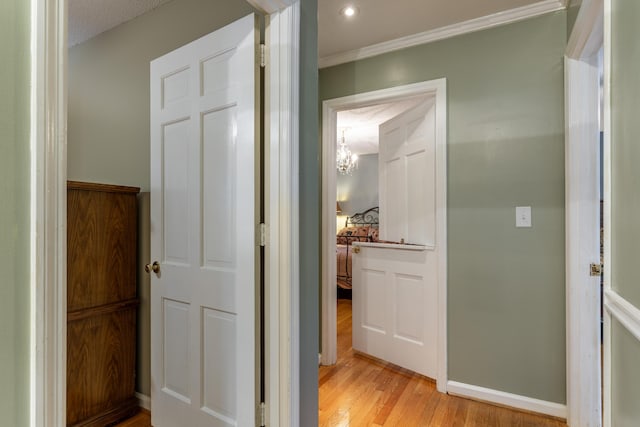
[337, 98, 427, 155]
[319, 0, 546, 58]
[68, 0, 173, 47]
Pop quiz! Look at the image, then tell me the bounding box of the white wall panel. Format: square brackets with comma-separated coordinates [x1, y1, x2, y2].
[163, 299, 191, 402]
[202, 106, 236, 268]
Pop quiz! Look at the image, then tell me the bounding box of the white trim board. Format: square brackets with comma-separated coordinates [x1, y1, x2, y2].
[604, 289, 640, 343]
[266, 3, 300, 427]
[602, 1, 612, 425]
[135, 393, 151, 412]
[31, 0, 68, 426]
[564, 0, 604, 425]
[447, 381, 568, 419]
[319, 0, 566, 68]
[320, 79, 448, 393]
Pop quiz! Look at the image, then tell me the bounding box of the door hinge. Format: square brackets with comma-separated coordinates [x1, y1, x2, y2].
[590, 263, 603, 276]
[260, 44, 266, 68]
[259, 401, 266, 426]
[259, 223, 267, 247]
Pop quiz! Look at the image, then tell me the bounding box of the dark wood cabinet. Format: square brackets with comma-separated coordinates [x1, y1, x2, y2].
[67, 181, 140, 426]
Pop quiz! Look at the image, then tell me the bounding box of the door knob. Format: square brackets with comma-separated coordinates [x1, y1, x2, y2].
[145, 261, 160, 274]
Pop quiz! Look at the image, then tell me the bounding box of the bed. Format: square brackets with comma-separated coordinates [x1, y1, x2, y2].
[336, 207, 379, 290]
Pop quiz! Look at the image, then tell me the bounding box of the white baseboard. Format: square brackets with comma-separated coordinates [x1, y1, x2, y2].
[135, 392, 151, 411]
[447, 381, 567, 419]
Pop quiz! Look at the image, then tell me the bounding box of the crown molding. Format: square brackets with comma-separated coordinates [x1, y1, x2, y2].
[319, 0, 566, 69]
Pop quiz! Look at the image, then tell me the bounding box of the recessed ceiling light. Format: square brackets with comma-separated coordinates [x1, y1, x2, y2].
[341, 5, 358, 18]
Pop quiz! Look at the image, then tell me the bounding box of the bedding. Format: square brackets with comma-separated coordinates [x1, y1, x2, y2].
[336, 244, 352, 289]
[335, 207, 379, 290]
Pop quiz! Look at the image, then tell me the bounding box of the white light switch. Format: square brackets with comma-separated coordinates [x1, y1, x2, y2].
[516, 206, 532, 228]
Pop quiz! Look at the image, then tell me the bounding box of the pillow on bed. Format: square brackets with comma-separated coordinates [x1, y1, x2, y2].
[368, 227, 379, 242]
[337, 226, 370, 244]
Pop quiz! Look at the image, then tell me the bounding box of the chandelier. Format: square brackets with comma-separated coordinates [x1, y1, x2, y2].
[336, 129, 358, 175]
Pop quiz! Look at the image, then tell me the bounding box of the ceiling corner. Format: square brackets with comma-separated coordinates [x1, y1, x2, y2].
[245, 0, 296, 14]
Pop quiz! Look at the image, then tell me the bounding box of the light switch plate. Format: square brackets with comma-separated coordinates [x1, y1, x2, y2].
[516, 206, 532, 228]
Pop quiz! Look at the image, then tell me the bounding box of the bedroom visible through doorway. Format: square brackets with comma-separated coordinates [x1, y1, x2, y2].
[320, 79, 448, 393]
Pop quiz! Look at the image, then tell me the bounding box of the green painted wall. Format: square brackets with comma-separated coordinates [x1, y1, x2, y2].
[337, 154, 379, 216]
[0, 0, 30, 425]
[610, 0, 640, 425]
[68, 0, 255, 192]
[68, 0, 256, 397]
[610, 0, 640, 309]
[611, 319, 640, 426]
[299, 0, 319, 424]
[319, 12, 567, 403]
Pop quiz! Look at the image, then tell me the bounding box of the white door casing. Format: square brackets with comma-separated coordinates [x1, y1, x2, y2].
[150, 14, 258, 427]
[565, 0, 604, 425]
[321, 79, 447, 392]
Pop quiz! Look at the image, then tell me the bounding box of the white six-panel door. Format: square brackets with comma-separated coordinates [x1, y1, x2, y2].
[149, 14, 258, 427]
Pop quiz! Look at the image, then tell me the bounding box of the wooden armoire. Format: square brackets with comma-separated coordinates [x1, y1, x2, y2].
[67, 181, 140, 426]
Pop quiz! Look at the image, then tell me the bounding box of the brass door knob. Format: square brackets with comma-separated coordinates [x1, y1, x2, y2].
[145, 261, 160, 274]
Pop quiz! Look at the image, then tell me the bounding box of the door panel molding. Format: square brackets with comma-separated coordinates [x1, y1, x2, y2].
[150, 14, 258, 426]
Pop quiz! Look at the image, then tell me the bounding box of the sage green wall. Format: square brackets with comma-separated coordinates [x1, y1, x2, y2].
[610, 0, 640, 309]
[337, 154, 379, 216]
[610, 0, 640, 424]
[68, 0, 256, 192]
[68, 0, 256, 397]
[0, 0, 30, 425]
[299, 0, 319, 424]
[320, 12, 567, 403]
[611, 319, 640, 426]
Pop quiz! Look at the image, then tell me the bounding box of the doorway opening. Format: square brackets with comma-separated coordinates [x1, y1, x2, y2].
[320, 80, 448, 391]
[33, 1, 301, 426]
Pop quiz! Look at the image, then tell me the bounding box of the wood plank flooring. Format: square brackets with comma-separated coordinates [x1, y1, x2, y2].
[117, 299, 567, 426]
[114, 410, 150, 427]
[319, 299, 568, 427]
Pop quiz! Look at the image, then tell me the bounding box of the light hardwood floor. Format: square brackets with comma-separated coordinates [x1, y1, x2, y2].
[114, 410, 150, 427]
[319, 299, 568, 427]
[117, 300, 567, 427]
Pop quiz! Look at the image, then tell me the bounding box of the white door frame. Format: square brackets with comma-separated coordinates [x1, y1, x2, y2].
[320, 80, 448, 392]
[564, 0, 604, 426]
[31, 0, 300, 426]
